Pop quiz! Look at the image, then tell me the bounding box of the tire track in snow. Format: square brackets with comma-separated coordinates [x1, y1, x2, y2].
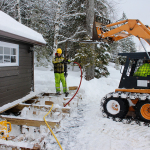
[43, 103, 86, 150]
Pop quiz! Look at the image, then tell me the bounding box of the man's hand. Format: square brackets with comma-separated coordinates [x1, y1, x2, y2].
[65, 59, 71, 64]
[60, 60, 64, 63]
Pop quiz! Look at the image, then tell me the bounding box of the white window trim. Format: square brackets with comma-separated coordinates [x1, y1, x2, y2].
[0, 41, 19, 67]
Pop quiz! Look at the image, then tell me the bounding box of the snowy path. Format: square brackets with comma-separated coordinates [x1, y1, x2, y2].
[56, 99, 150, 150]
[34, 63, 150, 150]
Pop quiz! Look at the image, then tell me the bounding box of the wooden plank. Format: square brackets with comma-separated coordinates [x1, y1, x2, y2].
[19, 69, 32, 74]
[62, 108, 71, 113]
[0, 69, 19, 78]
[69, 86, 78, 90]
[19, 61, 32, 66]
[19, 52, 32, 57]
[42, 93, 50, 96]
[9, 104, 29, 113]
[42, 93, 58, 96]
[9, 104, 49, 113]
[0, 115, 60, 128]
[0, 88, 31, 107]
[0, 142, 40, 150]
[19, 58, 32, 64]
[0, 96, 36, 113]
[0, 61, 32, 77]
[19, 49, 32, 54]
[63, 97, 70, 101]
[0, 80, 32, 93]
[0, 74, 32, 84]
[63, 100, 78, 107]
[18, 66, 32, 69]
[19, 44, 32, 49]
[0, 86, 31, 103]
[51, 107, 71, 114]
[33, 105, 70, 114]
[0, 76, 32, 87]
[45, 101, 54, 105]
[24, 99, 39, 104]
[9, 103, 70, 114]
[0, 66, 18, 71]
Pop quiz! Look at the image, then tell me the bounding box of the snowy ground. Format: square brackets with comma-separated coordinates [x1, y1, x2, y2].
[33, 63, 150, 150]
[1, 63, 150, 149]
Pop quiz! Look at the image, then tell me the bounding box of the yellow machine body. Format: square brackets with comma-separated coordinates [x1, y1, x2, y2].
[0, 120, 11, 140]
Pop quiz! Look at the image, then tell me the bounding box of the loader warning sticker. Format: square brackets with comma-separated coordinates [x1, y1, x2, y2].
[137, 80, 147, 87]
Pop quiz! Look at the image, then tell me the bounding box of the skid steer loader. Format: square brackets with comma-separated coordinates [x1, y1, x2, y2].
[87, 16, 150, 125]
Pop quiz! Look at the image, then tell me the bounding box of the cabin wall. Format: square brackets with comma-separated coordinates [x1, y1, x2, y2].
[0, 37, 34, 107]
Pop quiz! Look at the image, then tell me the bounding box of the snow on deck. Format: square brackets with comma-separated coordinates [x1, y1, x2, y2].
[0, 11, 46, 44]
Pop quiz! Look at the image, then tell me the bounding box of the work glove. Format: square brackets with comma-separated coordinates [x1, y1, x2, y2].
[60, 60, 64, 64]
[64, 72, 68, 77]
[66, 59, 71, 64]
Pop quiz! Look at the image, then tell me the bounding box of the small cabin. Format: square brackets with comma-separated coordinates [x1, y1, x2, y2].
[0, 11, 46, 107]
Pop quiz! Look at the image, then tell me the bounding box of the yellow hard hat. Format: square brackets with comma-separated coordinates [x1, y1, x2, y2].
[57, 48, 62, 54]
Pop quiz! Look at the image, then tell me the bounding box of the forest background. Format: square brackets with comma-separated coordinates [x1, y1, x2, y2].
[0, 0, 137, 80]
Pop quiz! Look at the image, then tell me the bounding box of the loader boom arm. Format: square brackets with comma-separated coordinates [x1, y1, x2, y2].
[93, 19, 150, 45]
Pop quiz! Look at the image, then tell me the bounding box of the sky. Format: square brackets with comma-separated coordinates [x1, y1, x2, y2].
[114, 0, 150, 51]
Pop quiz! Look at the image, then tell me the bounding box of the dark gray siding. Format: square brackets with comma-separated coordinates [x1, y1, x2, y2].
[0, 37, 34, 107]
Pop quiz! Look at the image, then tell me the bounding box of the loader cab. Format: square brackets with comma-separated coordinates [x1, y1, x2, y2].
[118, 52, 150, 89]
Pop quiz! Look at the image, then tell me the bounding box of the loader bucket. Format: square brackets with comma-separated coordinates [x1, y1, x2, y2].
[80, 16, 111, 44]
[92, 16, 99, 41]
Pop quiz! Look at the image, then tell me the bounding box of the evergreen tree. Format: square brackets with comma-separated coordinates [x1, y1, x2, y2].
[73, 42, 96, 74]
[29, 0, 55, 66]
[72, 0, 115, 79]
[1, 0, 117, 74]
[95, 42, 110, 78]
[73, 41, 110, 79]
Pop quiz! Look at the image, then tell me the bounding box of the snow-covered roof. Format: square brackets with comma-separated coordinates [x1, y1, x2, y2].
[0, 11, 46, 45]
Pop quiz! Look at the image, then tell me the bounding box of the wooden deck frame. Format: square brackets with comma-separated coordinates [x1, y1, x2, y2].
[0, 115, 60, 128]
[8, 103, 70, 114]
[0, 96, 38, 113]
[0, 143, 41, 150]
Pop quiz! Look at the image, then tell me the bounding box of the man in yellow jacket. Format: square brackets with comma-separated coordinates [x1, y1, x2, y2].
[134, 60, 150, 77]
[52, 48, 69, 95]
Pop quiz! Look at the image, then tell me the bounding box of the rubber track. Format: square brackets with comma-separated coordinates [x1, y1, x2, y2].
[100, 91, 150, 127]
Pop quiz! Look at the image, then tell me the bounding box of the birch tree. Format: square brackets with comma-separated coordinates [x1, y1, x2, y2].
[17, 0, 21, 23]
[52, 0, 87, 59]
[52, 0, 62, 56]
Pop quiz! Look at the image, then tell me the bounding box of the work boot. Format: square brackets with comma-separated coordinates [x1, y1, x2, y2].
[55, 91, 61, 95]
[64, 92, 69, 97]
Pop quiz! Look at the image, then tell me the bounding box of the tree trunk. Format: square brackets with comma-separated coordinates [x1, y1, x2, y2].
[85, 0, 95, 80]
[53, 0, 61, 57]
[17, 0, 21, 23]
[86, 0, 94, 38]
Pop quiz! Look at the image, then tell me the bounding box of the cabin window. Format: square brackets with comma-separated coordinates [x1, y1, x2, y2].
[0, 41, 19, 67]
[126, 59, 150, 77]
